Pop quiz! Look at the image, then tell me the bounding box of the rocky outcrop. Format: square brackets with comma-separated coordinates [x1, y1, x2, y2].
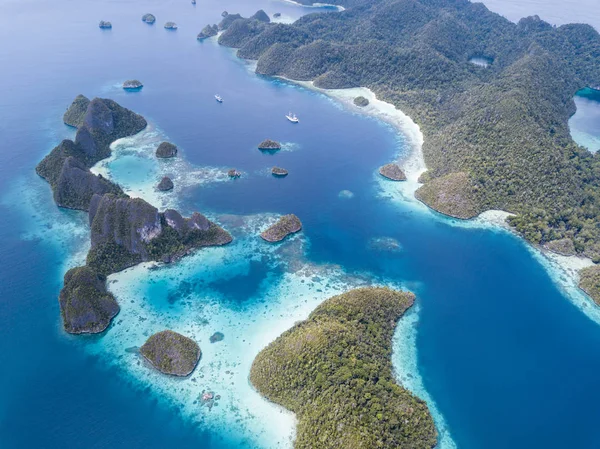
[261, 214, 302, 242]
[272, 167, 288, 177]
[415, 172, 479, 219]
[251, 10, 270, 23]
[63, 94, 90, 128]
[379, 163, 407, 181]
[228, 169, 241, 178]
[142, 13, 156, 24]
[123, 80, 143, 90]
[99, 21, 112, 29]
[353, 96, 369, 107]
[273, 13, 281, 18]
[54, 156, 123, 210]
[89, 193, 161, 259]
[140, 330, 201, 376]
[87, 193, 232, 273]
[59, 266, 119, 334]
[157, 176, 174, 191]
[218, 13, 242, 31]
[155, 142, 178, 158]
[74, 97, 147, 165]
[198, 24, 218, 40]
[164, 22, 178, 30]
[37, 97, 146, 211]
[258, 139, 281, 150]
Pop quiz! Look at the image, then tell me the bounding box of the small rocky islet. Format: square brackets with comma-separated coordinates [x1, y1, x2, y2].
[59, 266, 119, 334]
[261, 214, 302, 242]
[37, 96, 233, 334]
[164, 22, 178, 30]
[122, 79, 143, 90]
[63, 94, 90, 128]
[228, 168, 241, 178]
[271, 166, 288, 177]
[258, 139, 281, 150]
[197, 24, 218, 40]
[157, 176, 174, 191]
[141, 13, 156, 24]
[155, 141, 178, 158]
[99, 20, 112, 29]
[379, 163, 407, 181]
[140, 330, 201, 376]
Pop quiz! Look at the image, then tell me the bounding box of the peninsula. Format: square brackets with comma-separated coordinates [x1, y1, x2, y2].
[250, 287, 437, 448]
[217, 2, 600, 299]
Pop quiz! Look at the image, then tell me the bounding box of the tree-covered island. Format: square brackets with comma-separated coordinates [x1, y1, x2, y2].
[250, 287, 437, 448]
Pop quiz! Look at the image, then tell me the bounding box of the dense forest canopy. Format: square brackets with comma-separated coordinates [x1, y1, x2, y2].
[219, 0, 600, 262]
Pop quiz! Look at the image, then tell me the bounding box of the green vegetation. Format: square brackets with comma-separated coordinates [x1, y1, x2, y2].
[250, 287, 437, 448]
[140, 330, 201, 376]
[59, 266, 119, 334]
[579, 266, 600, 305]
[219, 1, 600, 263]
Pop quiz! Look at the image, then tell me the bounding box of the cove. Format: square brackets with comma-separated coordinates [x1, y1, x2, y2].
[2, 1, 600, 449]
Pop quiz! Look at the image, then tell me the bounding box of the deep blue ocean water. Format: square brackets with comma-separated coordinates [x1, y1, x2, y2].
[2, 0, 600, 448]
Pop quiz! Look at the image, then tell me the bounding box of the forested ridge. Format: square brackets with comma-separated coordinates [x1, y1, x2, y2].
[217, 0, 600, 265]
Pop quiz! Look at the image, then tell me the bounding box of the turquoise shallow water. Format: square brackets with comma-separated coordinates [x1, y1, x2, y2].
[2, 1, 600, 448]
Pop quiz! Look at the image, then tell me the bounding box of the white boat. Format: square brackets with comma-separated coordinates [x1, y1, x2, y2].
[215, 94, 223, 103]
[286, 112, 299, 123]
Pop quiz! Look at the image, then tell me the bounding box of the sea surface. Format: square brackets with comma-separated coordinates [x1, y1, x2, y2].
[2, 0, 600, 448]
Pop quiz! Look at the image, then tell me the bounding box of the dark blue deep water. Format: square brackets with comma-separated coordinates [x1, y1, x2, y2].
[2, 1, 600, 448]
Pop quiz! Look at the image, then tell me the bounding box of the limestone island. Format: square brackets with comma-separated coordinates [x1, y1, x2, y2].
[157, 176, 174, 191]
[63, 94, 90, 128]
[164, 22, 178, 30]
[155, 141, 178, 158]
[250, 287, 437, 448]
[261, 214, 302, 242]
[228, 169, 241, 178]
[197, 24, 218, 40]
[99, 20, 112, 29]
[122, 80, 143, 91]
[140, 330, 201, 376]
[59, 266, 119, 334]
[142, 13, 156, 24]
[37, 96, 233, 333]
[258, 139, 281, 150]
[272, 166, 288, 177]
[353, 96, 369, 107]
[379, 163, 406, 181]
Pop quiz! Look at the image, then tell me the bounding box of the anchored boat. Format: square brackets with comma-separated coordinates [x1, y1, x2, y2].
[286, 112, 299, 123]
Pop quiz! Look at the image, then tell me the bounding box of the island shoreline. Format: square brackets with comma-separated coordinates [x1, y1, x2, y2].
[271, 76, 596, 312]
